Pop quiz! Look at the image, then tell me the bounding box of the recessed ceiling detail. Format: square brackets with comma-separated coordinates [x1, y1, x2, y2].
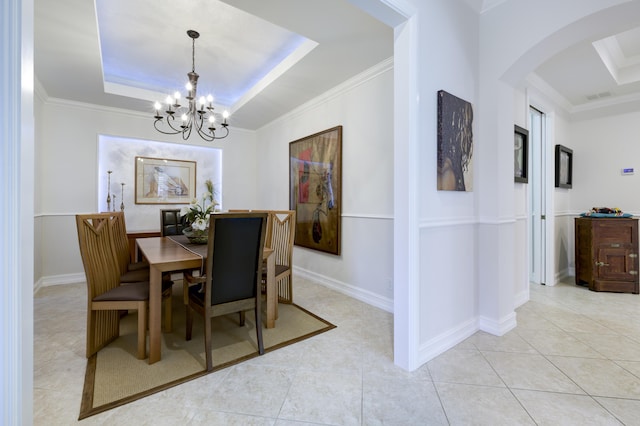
[593, 27, 640, 86]
[95, 0, 317, 110]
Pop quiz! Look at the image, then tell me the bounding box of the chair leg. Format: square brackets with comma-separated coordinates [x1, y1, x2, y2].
[204, 317, 213, 371]
[183, 273, 189, 305]
[163, 290, 172, 333]
[137, 302, 147, 360]
[255, 305, 264, 355]
[185, 305, 193, 341]
[239, 311, 245, 326]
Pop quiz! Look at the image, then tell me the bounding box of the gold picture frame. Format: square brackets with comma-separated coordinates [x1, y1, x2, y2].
[134, 156, 196, 204]
[289, 126, 342, 255]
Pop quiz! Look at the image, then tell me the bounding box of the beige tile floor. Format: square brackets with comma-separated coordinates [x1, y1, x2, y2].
[34, 278, 640, 425]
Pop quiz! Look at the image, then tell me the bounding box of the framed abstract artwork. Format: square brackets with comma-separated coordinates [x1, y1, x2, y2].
[437, 90, 474, 191]
[289, 126, 342, 255]
[555, 144, 573, 188]
[134, 156, 196, 204]
[514, 125, 529, 183]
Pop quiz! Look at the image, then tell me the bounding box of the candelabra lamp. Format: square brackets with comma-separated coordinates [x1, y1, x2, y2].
[120, 183, 125, 211]
[106, 170, 112, 211]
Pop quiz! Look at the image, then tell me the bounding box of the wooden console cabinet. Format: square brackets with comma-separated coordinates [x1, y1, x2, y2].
[575, 217, 639, 294]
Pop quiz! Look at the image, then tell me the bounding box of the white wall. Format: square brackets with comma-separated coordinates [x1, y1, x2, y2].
[561, 110, 640, 275]
[414, 0, 479, 358]
[35, 97, 257, 287]
[513, 87, 529, 305]
[571, 111, 640, 213]
[97, 135, 223, 231]
[254, 60, 395, 311]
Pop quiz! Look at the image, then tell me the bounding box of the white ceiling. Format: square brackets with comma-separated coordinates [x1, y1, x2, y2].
[34, 0, 640, 131]
[534, 26, 640, 117]
[34, 0, 394, 131]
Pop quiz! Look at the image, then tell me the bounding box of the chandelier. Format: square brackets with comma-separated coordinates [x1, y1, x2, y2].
[153, 30, 230, 142]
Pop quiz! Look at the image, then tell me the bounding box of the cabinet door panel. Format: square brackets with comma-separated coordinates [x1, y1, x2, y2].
[596, 247, 636, 281]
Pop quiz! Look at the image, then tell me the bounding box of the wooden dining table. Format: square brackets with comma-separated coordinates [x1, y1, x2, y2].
[137, 236, 276, 364]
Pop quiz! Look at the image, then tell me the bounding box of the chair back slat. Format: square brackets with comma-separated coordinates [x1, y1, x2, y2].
[268, 210, 295, 267]
[110, 212, 130, 274]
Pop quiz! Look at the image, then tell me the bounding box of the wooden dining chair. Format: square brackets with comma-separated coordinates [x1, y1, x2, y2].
[185, 212, 268, 371]
[76, 214, 149, 359]
[102, 211, 174, 332]
[107, 211, 150, 282]
[264, 210, 296, 303]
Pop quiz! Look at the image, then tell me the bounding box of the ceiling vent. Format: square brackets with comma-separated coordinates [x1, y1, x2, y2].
[586, 92, 612, 101]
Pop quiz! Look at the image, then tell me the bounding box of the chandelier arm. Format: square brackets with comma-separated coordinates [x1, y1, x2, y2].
[164, 114, 185, 134]
[215, 125, 230, 140]
[154, 117, 182, 135]
[195, 118, 216, 142]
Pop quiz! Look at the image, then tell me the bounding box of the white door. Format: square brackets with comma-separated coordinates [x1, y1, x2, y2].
[529, 107, 547, 284]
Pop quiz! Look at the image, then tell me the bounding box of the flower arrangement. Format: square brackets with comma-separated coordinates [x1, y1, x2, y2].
[180, 179, 219, 233]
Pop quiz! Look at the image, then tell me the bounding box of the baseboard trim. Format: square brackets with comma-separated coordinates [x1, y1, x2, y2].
[478, 311, 517, 336]
[293, 266, 393, 313]
[417, 317, 478, 365]
[514, 288, 530, 309]
[36, 273, 85, 294]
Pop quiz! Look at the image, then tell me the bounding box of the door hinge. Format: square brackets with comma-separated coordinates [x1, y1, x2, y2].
[630, 254, 638, 258]
[630, 271, 638, 275]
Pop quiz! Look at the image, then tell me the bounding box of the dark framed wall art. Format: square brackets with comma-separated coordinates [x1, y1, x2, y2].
[555, 144, 573, 188]
[289, 126, 342, 255]
[514, 125, 529, 183]
[437, 90, 474, 191]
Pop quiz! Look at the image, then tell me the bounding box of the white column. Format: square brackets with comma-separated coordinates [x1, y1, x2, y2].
[1, 0, 34, 423]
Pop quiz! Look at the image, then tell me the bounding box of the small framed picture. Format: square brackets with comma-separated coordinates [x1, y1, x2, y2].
[514, 125, 528, 183]
[555, 145, 573, 188]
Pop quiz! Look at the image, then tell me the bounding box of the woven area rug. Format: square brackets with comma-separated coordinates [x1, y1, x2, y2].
[79, 288, 335, 420]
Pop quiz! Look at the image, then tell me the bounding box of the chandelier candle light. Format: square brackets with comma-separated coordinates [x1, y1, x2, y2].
[153, 30, 230, 142]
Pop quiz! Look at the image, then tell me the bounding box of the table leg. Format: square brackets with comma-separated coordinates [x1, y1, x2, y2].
[148, 266, 162, 364]
[265, 252, 276, 328]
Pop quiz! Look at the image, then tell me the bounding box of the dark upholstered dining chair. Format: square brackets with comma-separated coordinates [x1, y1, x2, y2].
[76, 213, 149, 359]
[160, 209, 187, 237]
[185, 212, 268, 371]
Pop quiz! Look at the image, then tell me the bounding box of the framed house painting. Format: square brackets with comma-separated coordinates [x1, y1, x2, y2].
[555, 145, 573, 188]
[437, 90, 474, 191]
[289, 126, 342, 255]
[514, 125, 529, 183]
[135, 156, 196, 204]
